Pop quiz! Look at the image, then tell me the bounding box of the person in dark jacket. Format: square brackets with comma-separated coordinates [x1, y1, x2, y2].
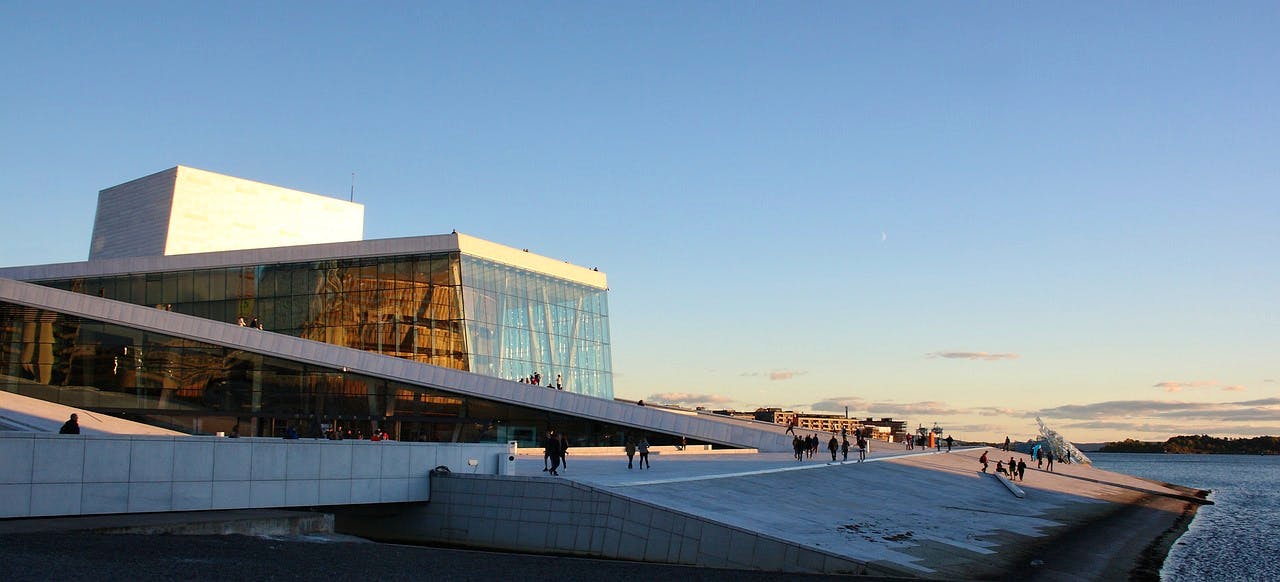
[543, 429, 556, 472]
[547, 433, 563, 476]
[59, 413, 80, 434]
[636, 437, 651, 469]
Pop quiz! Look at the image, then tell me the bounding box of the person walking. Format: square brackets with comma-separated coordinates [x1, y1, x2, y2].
[828, 435, 839, 461]
[785, 417, 798, 436]
[543, 429, 556, 472]
[547, 433, 563, 476]
[792, 435, 804, 461]
[59, 413, 80, 434]
[1017, 459, 1027, 481]
[857, 435, 867, 462]
[841, 438, 850, 461]
[1046, 450, 1055, 472]
[625, 437, 637, 469]
[979, 451, 989, 473]
[1036, 447, 1044, 469]
[637, 437, 651, 469]
[945, 435, 953, 452]
[1004, 436, 1011, 452]
[558, 432, 570, 471]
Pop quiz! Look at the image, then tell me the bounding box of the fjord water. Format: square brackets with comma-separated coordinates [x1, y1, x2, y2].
[1090, 453, 1279, 582]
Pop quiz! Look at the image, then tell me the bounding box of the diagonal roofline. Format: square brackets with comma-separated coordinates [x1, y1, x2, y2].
[0, 278, 786, 451]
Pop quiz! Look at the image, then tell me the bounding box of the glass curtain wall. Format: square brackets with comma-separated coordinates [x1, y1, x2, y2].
[32, 251, 614, 400]
[459, 256, 613, 399]
[39, 254, 468, 370]
[0, 301, 645, 448]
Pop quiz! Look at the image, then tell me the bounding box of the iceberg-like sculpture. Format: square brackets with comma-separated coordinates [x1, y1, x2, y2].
[1036, 416, 1091, 465]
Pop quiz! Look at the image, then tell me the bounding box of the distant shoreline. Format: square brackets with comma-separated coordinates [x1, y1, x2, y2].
[1095, 435, 1280, 455]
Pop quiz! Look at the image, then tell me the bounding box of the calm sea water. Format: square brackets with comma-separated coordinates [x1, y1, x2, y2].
[1090, 453, 1280, 582]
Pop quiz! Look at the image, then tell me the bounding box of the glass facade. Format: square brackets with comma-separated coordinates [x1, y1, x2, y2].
[32, 251, 612, 398]
[0, 301, 642, 448]
[461, 256, 612, 397]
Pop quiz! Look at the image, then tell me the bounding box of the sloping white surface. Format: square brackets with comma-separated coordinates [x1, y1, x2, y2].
[0, 390, 184, 436]
[513, 447, 1192, 576]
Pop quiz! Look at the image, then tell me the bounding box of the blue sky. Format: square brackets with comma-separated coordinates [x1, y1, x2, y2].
[2, 3, 1277, 441]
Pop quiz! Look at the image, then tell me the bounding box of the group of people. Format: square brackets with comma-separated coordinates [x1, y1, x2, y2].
[995, 455, 1027, 480]
[979, 448, 1057, 480]
[278, 423, 391, 441]
[236, 316, 264, 330]
[542, 428, 571, 475]
[517, 371, 563, 390]
[793, 433, 866, 462]
[1039, 447, 1056, 471]
[624, 436, 651, 469]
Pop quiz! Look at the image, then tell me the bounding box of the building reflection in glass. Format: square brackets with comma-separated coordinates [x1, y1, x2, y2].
[0, 302, 632, 448]
[35, 251, 611, 398]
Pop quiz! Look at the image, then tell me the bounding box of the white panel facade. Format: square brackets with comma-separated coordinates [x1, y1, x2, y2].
[87, 166, 364, 261]
[165, 166, 364, 256]
[89, 168, 177, 260]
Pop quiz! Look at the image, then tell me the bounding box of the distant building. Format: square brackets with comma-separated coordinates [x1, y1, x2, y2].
[0, 166, 620, 443]
[750, 408, 863, 436]
[708, 409, 759, 421]
[859, 418, 910, 443]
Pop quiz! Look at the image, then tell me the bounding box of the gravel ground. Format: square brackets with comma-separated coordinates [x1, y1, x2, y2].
[0, 532, 896, 582]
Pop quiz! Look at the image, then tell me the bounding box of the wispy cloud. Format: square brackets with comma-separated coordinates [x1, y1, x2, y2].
[975, 406, 1023, 417]
[811, 398, 963, 416]
[1039, 398, 1280, 423]
[1154, 380, 1223, 393]
[810, 397, 868, 412]
[1223, 385, 1247, 392]
[647, 392, 732, 406]
[946, 423, 1008, 433]
[926, 351, 1019, 361]
[742, 369, 808, 381]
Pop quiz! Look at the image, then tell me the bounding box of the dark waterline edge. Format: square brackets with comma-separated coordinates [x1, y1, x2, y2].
[1089, 455, 1220, 581]
[1132, 484, 1209, 582]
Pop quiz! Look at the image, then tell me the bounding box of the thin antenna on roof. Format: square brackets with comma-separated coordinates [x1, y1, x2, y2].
[349, 172, 355, 202]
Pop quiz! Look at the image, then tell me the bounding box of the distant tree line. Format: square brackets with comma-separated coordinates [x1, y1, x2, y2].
[1100, 435, 1280, 454]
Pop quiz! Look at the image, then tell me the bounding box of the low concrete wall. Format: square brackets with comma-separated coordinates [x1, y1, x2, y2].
[338, 473, 890, 576]
[0, 432, 508, 518]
